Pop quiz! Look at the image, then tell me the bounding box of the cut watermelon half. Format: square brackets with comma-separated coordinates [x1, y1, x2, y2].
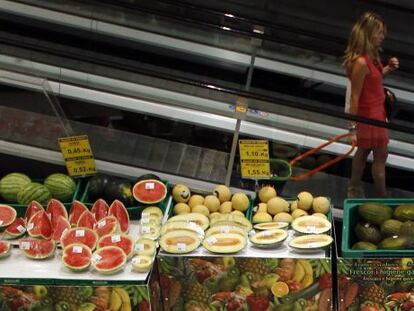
[0, 204, 17, 228]
[77, 210, 96, 230]
[51, 215, 71, 243]
[91, 199, 109, 221]
[0, 240, 11, 258]
[61, 227, 98, 250]
[97, 234, 134, 259]
[132, 179, 167, 204]
[108, 200, 130, 234]
[69, 201, 89, 227]
[62, 243, 92, 272]
[4, 217, 26, 239]
[27, 210, 52, 239]
[91, 246, 126, 274]
[46, 199, 68, 230]
[94, 215, 119, 237]
[19, 238, 55, 259]
[25, 201, 44, 222]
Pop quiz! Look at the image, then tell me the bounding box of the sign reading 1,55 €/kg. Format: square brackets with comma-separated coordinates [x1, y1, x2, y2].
[58, 135, 97, 177]
[238, 139, 270, 179]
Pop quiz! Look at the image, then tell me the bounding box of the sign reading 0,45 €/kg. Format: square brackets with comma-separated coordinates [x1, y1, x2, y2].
[238, 139, 270, 179]
[58, 135, 97, 177]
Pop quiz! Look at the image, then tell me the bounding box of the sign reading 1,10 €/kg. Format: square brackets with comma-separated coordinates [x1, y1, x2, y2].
[238, 139, 270, 179]
[58, 135, 97, 177]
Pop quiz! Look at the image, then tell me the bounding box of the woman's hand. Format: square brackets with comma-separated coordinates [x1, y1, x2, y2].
[349, 131, 357, 145]
[388, 57, 399, 69]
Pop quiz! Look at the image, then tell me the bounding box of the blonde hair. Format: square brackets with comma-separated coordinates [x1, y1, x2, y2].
[343, 12, 387, 75]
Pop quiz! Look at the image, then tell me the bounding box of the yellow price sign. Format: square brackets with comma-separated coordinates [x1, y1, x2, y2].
[59, 135, 97, 177]
[239, 140, 270, 179]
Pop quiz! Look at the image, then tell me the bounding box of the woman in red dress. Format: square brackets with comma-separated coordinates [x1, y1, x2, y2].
[344, 12, 399, 197]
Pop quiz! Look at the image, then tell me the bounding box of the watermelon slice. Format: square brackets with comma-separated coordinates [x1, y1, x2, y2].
[25, 201, 44, 222]
[61, 227, 98, 250]
[91, 199, 109, 221]
[51, 216, 71, 243]
[46, 199, 68, 230]
[0, 204, 17, 228]
[0, 240, 11, 258]
[27, 210, 52, 239]
[19, 238, 55, 259]
[62, 243, 92, 272]
[108, 200, 130, 234]
[97, 234, 134, 259]
[132, 179, 167, 204]
[4, 217, 26, 239]
[94, 215, 119, 237]
[69, 201, 89, 227]
[77, 210, 96, 230]
[91, 246, 126, 274]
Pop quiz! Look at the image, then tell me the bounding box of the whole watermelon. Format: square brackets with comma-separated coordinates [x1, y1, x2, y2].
[0, 173, 31, 203]
[44, 173, 76, 202]
[104, 179, 134, 207]
[88, 174, 113, 200]
[17, 182, 52, 205]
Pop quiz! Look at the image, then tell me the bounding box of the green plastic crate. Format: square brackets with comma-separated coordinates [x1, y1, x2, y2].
[81, 179, 171, 220]
[342, 198, 414, 258]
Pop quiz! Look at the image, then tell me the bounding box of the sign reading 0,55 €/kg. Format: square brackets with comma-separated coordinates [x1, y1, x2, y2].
[239, 139, 270, 179]
[58, 135, 97, 177]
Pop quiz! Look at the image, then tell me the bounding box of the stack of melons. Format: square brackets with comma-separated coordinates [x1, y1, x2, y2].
[172, 184, 250, 220]
[252, 186, 330, 225]
[138, 206, 164, 241]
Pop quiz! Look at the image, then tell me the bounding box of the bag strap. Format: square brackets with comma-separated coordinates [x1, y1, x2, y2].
[289, 133, 355, 181]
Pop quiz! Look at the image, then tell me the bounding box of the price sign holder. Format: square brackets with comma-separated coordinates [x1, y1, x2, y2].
[58, 135, 97, 177]
[239, 139, 270, 179]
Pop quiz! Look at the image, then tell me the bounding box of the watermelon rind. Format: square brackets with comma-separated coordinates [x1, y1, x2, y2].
[61, 227, 98, 250]
[0, 241, 11, 259]
[0, 173, 31, 203]
[44, 173, 76, 202]
[62, 243, 92, 272]
[4, 217, 26, 239]
[19, 238, 56, 260]
[91, 246, 126, 275]
[97, 234, 134, 259]
[108, 200, 130, 234]
[132, 179, 167, 204]
[0, 204, 17, 228]
[17, 182, 52, 205]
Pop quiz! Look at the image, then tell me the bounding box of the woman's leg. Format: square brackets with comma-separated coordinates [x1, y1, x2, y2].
[348, 147, 371, 197]
[372, 145, 388, 197]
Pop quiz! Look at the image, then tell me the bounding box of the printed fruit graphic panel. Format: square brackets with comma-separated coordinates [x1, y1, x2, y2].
[0, 284, 150, 311]
[158, 256, 332, 311]
[338, 258, 414, 311]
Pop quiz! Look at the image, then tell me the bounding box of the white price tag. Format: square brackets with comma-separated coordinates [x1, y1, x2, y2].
[27, 223, 34, 231]
[135, 243, 145, 252]
[305, 226, 317, 234]
[141, 218, 150, 224]
[111, 235, 121, 243]
[132, 257, 141, 264]
[220, 226, 230, 234]
[72, 246, 83, 254]
[75, 229, 85, 237]
[145, 182, 155, 190]
[91, 254, 102, 264]
[17, 225, 26, 233]
[141, 212, 150, 218]
[141, 226, 151, 234]
[20, 241, 30, 250]
[263, 231, 273, 237]
[176, 243, 187, 251]
[97, 220, 106, 228]
[206, 236, 218, 245]
[0, 220, 3, 226]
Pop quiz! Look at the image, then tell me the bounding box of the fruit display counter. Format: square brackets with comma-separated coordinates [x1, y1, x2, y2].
[338, 199, 414, 311]
[157, 184, 334, 311]
[0, 174, 170, 311]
